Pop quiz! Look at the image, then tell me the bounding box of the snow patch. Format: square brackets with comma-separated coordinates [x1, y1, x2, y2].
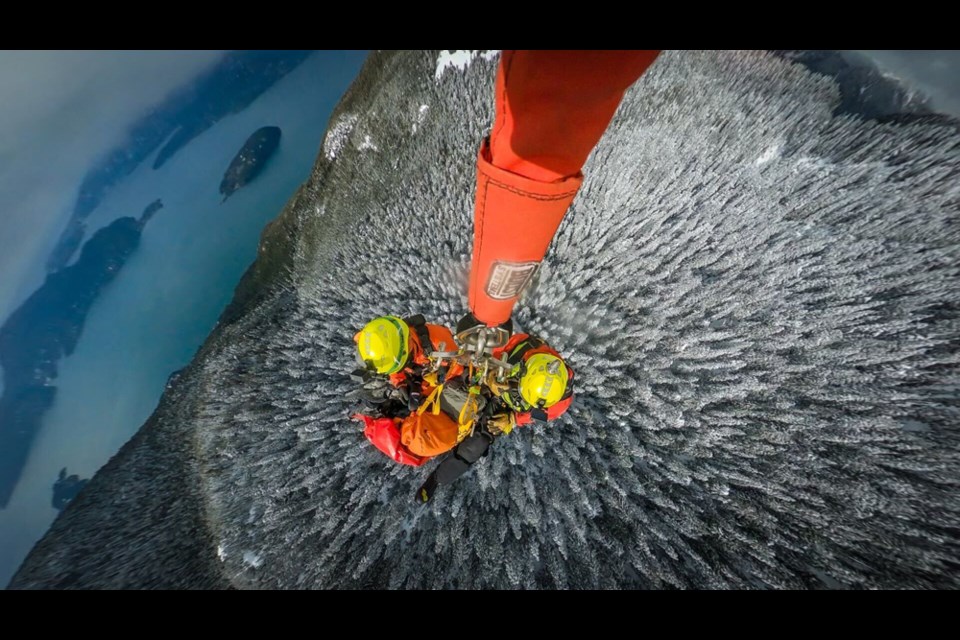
[755, 143, 781, 166]
[323, 113, 358, 160]
[435, 50, 500, 82]
[412, 104, 430, 134]
[242, 550, 263, 568]
[357, 134, 379, 152]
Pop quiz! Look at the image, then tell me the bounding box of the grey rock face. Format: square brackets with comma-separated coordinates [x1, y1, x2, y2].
[11, 51, 960, 589]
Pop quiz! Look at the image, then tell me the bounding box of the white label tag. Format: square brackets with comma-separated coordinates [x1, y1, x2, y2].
[485, 261, 540, 300]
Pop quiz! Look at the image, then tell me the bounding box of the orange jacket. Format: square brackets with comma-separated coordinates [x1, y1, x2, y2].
[388, 321, 462, 389]
[468, 50, 661, 326]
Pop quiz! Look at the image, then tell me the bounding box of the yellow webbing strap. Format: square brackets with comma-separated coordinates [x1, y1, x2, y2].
[457, 386, 481, 441]
[416, 384, 444, 416]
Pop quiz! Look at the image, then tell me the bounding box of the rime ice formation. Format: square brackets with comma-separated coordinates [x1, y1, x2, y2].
[10, 51, 959, 589]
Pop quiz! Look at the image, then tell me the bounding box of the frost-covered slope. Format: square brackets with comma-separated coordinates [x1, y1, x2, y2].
[11, 50, 959, 589]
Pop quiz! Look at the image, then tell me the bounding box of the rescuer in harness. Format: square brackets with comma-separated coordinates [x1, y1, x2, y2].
[351, 315, 453, 416]
[351, 314, 469, 467]
[484, 333, 574, 435]
[352, 315, 576, 500]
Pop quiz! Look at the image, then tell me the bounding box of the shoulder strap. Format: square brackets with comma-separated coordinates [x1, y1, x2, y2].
[404, 314, 434, 353]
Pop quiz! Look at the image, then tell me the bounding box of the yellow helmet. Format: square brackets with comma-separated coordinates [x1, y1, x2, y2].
[518, 353, 568, 408]
[355, 316, 410, 375]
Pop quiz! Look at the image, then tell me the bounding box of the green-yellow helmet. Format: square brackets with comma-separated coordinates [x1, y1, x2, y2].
[518, 353, 568, 408]
[355, 316, 410, 375]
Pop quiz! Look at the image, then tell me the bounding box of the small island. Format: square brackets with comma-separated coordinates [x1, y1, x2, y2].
[220, 126, 282, 202]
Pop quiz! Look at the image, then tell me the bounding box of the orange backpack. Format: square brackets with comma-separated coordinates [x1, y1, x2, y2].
[399, 410, 460, 458]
